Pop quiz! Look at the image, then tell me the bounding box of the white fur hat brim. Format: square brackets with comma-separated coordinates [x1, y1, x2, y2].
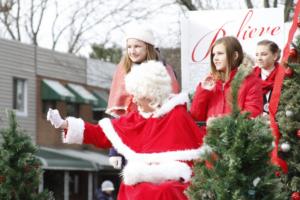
[126, 27, 155, 46]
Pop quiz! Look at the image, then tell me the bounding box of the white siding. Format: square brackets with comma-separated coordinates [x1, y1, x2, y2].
[0, 38, 36, 142]
[36, 48, 86, 84]
[86, 59, 116, 89]
[0, 38, 115, 145]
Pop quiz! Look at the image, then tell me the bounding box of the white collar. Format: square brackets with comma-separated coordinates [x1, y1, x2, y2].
[138, 93, 189, 118]
[261, 65, 275, 80]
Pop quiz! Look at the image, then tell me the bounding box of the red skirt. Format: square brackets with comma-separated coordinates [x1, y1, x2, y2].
[117, 180, 189, 200]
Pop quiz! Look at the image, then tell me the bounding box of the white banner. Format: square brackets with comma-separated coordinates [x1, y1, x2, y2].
[181, 8, 284, 92]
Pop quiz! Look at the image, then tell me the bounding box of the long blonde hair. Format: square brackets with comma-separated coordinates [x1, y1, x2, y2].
[123, 43, 159, 73]
[210, 36, 244, 81]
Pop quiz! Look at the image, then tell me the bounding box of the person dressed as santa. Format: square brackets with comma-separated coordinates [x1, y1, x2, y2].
[47, 60, 208, 200]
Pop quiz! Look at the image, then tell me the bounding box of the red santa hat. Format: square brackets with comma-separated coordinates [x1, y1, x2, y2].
[125, 26, 155, 46]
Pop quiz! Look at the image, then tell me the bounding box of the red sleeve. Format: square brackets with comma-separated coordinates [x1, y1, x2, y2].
[83, 122, 112, 148]
[240, 75, 263, 118]
[190, 83, 212, 121]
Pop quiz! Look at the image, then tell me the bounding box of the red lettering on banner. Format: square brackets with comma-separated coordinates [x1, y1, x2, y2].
[259, 27, 270, 36]
[237, 10, 253, 39]
[236, 10, 281, 40]
[191, 9, 281, 63]
[191, 24, 227, 62]
[271, 26, 280, 35]
[249, 28, 257, 38]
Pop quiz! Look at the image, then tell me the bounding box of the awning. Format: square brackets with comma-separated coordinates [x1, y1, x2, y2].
[36, 147, 112, 171]
[67, 83, 98, 105]
[41, 79, 76, 102]
[92, 90, 108, 111]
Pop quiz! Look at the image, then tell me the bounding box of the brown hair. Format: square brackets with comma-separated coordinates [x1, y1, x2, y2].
[257, 40, 281, 61]
[123, 43, 159, 73]
[210, 36, 244, 81]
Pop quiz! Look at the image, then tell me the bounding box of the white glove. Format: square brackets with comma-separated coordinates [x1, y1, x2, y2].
[47, 108, 65, 128]
[109, 156, 122, 169]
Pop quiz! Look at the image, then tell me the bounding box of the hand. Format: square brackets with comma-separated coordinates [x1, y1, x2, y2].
[47, 108, 65, 128]
[201, 74, 215, 91]
[109, 156, 122, 169]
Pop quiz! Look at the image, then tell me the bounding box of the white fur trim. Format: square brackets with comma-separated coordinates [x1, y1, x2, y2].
[152, 93, 189, 118]
[137, 93, 189, 119]
[106, 93, 188, 119]
[99, 118, 136, 158]
[62, 117, 84, 144]
[126, 27, 155, 46]
[137, 109, 153, 118]
[99, 118, 211, 163]
[105, 106, 128, 118]
[122, 161, 192, 185]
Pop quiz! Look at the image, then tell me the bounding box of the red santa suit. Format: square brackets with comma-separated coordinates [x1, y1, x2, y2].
[63, 93, 207, 200]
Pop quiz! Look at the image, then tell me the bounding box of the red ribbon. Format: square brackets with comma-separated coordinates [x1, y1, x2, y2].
[269, 1, 300, 174]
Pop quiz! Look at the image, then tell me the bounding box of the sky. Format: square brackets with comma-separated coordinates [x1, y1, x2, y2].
[0, 0, 285, 57]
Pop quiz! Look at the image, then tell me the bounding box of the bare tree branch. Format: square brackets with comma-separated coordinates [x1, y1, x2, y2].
[244, 0, 253, 8]
[264, 0, 270, 8]
[51, 0, 88, 50]
[284, 0, 293, 22]
[15, 0, 21, 40]
[66, 0, 136, 53]
[0, 12, 14, 39]
[0, 0, 17, 39]
[26, 0, 48, 45]
[0, 0, 13, 12]
[176, 0, 197, 10]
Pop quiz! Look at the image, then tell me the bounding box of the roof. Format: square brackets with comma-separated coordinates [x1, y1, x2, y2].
[36, 147, 113, 171]
[41, 79, 76, 102]
[67, 83, 98, 104]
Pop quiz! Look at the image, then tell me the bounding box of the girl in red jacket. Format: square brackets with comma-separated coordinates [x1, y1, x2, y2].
[253, 40, 281, 115]
[253, 40, 288, 173]
[47, 61, 207, 200]
[190, 36, 263, 134]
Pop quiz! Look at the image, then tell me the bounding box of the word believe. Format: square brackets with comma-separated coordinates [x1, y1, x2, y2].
[191, 10, 281, 62]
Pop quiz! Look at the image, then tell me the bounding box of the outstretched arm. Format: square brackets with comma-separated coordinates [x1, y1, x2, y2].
[47, 109, 112, 148]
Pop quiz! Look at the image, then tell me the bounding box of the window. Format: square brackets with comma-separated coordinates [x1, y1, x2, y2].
[13, 78, 27, 116]
[66, 102, 80, 117]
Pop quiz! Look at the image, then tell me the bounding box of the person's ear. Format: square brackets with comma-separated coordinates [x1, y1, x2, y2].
[233, 51, 239, 61]
[274, 52, 279, 61]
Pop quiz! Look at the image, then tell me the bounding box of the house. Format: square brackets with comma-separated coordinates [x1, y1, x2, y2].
[0, 37, 119, 200]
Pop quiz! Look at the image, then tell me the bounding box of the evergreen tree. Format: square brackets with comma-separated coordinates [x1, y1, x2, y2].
[186, 66, 287, 200]
[90, 43, 122, 64]
[0, 111, 52, 200]
[276, 34, 300, 199]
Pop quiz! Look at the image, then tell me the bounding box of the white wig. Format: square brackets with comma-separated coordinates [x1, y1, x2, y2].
[125, 61, 172, 109]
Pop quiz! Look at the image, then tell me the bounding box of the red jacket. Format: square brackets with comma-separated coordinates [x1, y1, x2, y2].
[252, 62, 279, 95]
[191, 69, 263, 122]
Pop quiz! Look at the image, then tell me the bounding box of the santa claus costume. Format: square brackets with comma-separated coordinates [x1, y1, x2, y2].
[48, 61, 207, 200]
